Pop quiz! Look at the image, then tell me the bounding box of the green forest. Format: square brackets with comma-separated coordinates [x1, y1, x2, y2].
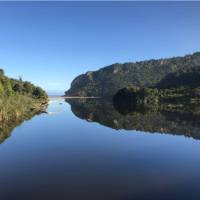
[113, 64, 200, 108]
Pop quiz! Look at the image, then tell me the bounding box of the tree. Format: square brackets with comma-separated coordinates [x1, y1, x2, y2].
[33, 87, 47, 99]
[0, 69, 4, 76]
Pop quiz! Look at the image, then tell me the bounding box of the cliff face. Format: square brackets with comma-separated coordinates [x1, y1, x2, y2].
[65, 52, 200, 97]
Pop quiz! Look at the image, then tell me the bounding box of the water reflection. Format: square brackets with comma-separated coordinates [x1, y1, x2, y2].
[66, 98, 200, 140]
[1, 99, 200, 200]
[0, 111, 45, 144]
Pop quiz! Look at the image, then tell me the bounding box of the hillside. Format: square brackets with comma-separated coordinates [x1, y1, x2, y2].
[65, 52, 200, 97]
[156, 65, 200, 88]
[113, 64, 200, 108]
[0, 69, 48, 138]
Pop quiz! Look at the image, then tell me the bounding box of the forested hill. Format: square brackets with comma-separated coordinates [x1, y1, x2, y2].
[65, 52, 200, 97]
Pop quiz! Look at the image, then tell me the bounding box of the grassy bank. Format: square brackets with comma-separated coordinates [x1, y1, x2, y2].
[0, 69, 48, 142]
[0, 94, 48, 143]
[0, 94, 47, 123]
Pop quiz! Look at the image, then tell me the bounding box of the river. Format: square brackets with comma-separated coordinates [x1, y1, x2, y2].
[1, 98, 200, 200]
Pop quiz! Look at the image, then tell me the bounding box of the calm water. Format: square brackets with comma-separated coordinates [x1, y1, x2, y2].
[1, 98, 200, 200]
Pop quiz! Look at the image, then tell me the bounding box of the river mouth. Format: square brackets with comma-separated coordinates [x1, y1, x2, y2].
[1, 99, 200, 200]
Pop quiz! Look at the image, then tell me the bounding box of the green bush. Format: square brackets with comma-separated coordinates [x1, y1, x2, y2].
[0, 69, 48, 100]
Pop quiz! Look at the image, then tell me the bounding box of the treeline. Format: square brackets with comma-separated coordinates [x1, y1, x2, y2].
[0, 69, 47, 99]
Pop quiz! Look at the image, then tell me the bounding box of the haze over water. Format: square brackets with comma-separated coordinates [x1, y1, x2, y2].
[1, 98, 200, 200]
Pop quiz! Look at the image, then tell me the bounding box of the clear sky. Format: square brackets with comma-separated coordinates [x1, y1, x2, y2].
[0, 1, 200, 95]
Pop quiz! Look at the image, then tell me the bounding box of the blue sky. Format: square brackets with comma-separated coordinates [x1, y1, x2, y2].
[0, 2, 200, 94]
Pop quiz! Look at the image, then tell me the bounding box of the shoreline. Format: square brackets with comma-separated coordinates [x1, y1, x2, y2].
[64, 96, 101, 99]
[49, 96, 101, 99]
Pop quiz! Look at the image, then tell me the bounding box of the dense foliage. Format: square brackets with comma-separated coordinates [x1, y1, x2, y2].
[156, 65, 200, 88]
[0, 69, 47, 99]
[113, 86, 200, 108]
[65, 52, 200, 97]
[113, 63, 200, 108]
[0, 69, 48, 138]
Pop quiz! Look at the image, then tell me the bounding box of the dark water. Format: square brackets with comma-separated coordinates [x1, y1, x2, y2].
[1, 98, 200, 200]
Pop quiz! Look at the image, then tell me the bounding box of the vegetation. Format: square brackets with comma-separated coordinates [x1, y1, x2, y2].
[0, 69, 47, 99]
[113, 86, 200, 107]
[156, 65, 200, 88]
[65, 52, 200, 97]
[113, 65, 200, 108]
[0, 69, 48, 140]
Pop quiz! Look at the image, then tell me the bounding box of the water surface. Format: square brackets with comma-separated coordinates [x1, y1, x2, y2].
[1, 98, 200, 200]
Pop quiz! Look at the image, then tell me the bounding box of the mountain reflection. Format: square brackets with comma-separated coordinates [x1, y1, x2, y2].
[66, 98, 200, 140]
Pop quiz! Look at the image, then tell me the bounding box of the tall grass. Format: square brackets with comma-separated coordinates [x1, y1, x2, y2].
[0, 94, 47, 143]
[0, 94, 47, 124]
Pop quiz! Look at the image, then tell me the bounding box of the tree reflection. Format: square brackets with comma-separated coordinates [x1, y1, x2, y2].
[66, 98, 200, 140]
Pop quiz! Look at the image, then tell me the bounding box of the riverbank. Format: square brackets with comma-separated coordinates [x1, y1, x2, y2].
[64, 96, 101, 99]
[0, 95, 48, 122]
[0, 94, 48, 142]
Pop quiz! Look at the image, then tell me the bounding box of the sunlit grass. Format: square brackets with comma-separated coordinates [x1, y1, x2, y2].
[0, 94, 46, 123]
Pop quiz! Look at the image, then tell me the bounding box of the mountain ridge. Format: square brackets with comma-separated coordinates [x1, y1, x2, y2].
[65, 52, 200, 97]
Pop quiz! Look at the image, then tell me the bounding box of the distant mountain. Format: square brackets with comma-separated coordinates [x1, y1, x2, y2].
[65, 52, 200, 97]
